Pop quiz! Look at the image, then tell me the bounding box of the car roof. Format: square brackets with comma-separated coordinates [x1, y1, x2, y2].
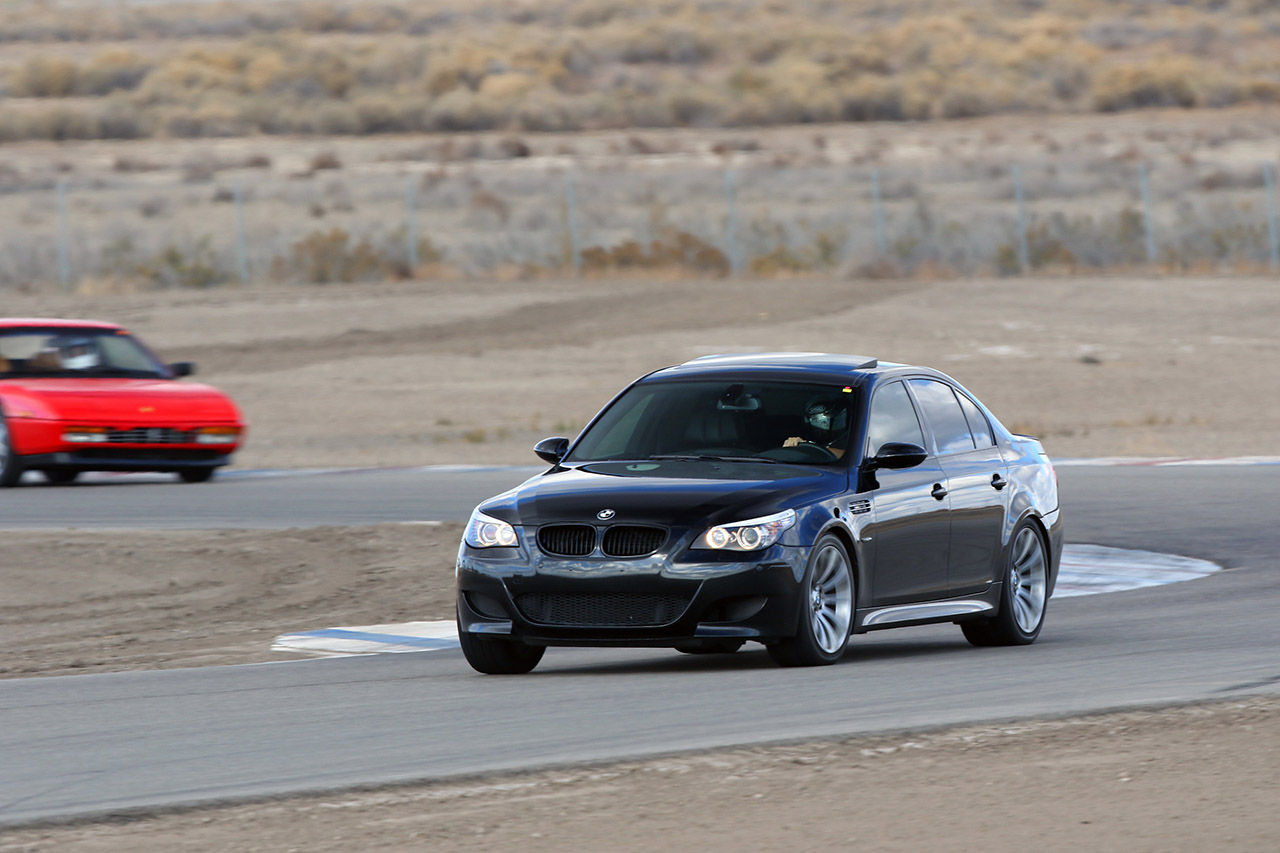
[645, 352, 917, 385]
[0, 318, 123, 331]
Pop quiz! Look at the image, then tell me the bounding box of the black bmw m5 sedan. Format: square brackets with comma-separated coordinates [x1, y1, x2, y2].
[456, 353, 1063, 674]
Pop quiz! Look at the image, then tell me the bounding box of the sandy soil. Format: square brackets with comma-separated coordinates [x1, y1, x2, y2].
[4, 275, 1279, 469]
[3, 698, 1276, 851]
[2, 276, 1278, 847]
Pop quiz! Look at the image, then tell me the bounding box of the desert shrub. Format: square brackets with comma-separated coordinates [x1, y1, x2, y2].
[96, 97, 146, 139]
[1092, 57, 1203, 111]
[12, 57, 79, 97]
[279, 228, 399, 283]
[78, 49, 153, 96]
[838, 77, 909, 121]
[310, 151, 342, 171]
[580, 229, 730, 276]
[135, 238, 229, 289]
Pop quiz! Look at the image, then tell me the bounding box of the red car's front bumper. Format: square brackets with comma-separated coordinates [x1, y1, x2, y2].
[9, 417, 244, 473]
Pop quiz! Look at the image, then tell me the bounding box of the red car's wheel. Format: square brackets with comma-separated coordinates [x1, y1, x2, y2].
[0, 413, 24, 488]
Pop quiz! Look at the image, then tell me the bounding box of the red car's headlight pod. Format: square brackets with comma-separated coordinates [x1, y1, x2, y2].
[195, 427, 242, 445]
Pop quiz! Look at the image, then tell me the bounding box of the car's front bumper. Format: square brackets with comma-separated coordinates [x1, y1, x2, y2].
[21, 449, 232, 472]
[457, 545, 809, 647]
[8, 417, 241, 472]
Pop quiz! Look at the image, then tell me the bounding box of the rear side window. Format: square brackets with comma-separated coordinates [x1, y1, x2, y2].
[955, 392, 995, 447]
[865, 381, 925, 456]
[908, 379, 975, 455]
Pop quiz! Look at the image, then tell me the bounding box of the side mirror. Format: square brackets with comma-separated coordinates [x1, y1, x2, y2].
[169, 361, 196, 378]
[867, 442, 928, 470]
[534, 436, 570, 465]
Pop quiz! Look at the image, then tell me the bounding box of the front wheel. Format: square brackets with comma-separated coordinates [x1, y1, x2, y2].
[458, 628, 545, 674]
[43, 469, 80, 485]
[961, 521, 1049, 647]
[178, 468, 216, 484]
[768, 535, 855, 667]
[0, 414, 23, 488]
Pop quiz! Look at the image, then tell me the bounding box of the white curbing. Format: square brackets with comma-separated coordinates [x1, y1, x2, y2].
[272, 544, 1222, 658]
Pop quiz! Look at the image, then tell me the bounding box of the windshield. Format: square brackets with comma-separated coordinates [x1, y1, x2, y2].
[0, 327, 170, 379]
[566, 379, 857, 466]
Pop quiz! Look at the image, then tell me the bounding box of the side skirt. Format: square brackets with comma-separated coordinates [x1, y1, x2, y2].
[854, 585, 1003, 633]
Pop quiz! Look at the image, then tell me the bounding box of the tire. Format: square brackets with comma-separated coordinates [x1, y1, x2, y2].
[961, 521, 1049, 647]
[0, 413, 23, 488]
[458, 627, 545, 674]
[43, 469, 80, 485]
[178, 468, 216, 484]
[674, 639, 745, 655]
[768, 534, 855, 667]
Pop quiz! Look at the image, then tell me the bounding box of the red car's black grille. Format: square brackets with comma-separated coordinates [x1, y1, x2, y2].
[537, 525, 596, 557]
[514, 592, 691, 627]
[106, 427, 195, 444]
[601, 525, 666, 557]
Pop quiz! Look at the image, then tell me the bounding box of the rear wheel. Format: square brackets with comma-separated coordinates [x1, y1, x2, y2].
[458, 627, 545, 674]
[768, 535, 854, 667]
[178, 468, 216, 484]
[43, 469, 80, 485]
[961, 521, 1048, 647]
[0, 414, 23, 488]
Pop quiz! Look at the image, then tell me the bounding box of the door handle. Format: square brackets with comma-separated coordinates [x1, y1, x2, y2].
[931, 483, 948, 500]
[991, 474, 1008, 491]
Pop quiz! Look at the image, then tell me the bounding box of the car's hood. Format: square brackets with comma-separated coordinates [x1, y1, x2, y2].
[0, 378, 241, 423]
[482, 460, 847, 527]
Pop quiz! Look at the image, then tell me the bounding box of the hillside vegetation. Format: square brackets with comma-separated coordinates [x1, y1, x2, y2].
[2, 0, 1279, 141]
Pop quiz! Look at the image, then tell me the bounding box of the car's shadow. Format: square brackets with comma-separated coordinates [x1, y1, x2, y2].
[535, 637, 974, 677]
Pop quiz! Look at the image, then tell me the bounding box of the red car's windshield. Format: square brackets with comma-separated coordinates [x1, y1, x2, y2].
[0, 328, 170, 379]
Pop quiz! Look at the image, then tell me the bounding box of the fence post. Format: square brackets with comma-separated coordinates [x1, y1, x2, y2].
[233, 181, 249, 285]
[1013, 165, 1030, 273]
[1139, 164, 1157, 264]
[564, 172, 581, 275]
[405, 179, 419, 276]
[56, 179, 71, 290]
[871, 169, 888, 257]
[1264, 163, 1280, 272]
[724, 168, 741, 275]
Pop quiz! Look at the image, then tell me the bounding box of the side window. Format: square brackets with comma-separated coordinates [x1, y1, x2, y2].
[955, 391, 995, 448]
[865, 381, 925, 457]
[908, 379, 976, 455]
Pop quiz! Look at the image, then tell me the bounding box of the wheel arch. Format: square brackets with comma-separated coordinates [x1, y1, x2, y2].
[816, 520, 862, 605]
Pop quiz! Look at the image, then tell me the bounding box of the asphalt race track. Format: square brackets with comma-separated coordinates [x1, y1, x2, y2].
[1, 465, 1278, 826]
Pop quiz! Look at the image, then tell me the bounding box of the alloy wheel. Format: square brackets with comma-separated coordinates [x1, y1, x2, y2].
[1009, 526, 1047, 634]
[808, 543, 853, 654]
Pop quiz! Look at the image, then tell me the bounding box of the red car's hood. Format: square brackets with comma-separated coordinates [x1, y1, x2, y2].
[2, 378, 242, 424]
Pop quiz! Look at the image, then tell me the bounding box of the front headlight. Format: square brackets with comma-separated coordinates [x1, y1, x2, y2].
[195, 426, 242, 445]
[464, 509, 519, 548]
[696, 509, 796, 552]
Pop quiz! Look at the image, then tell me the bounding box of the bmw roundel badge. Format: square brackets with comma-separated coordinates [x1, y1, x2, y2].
[596, 508, 616, 520]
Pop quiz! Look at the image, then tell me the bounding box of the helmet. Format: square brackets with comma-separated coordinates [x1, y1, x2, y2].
[52, 336, 100, 371]
[803, 394, 848, 445]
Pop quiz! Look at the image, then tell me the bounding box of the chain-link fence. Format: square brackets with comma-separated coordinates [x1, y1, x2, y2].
[4, 150, 1279, 290]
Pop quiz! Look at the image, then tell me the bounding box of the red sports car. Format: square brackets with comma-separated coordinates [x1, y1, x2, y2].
[0, 318, 245, 486]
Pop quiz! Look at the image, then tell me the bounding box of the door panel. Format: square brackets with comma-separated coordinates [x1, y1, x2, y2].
[865, 462, 951, 605]
[939, 446, 1010, 593]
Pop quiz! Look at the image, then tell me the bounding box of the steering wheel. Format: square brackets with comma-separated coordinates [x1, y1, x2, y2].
[760, 442, 837, 463]
[791, 441, 837, 462]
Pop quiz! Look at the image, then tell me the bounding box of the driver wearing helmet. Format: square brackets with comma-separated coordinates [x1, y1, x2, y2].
[782, 394, 850, 459]
[51, 336, 101, 371]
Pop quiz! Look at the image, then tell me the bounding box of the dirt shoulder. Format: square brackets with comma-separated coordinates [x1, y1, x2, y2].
[3, 697, 1275, 851]
[0, 525, 462, 678]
